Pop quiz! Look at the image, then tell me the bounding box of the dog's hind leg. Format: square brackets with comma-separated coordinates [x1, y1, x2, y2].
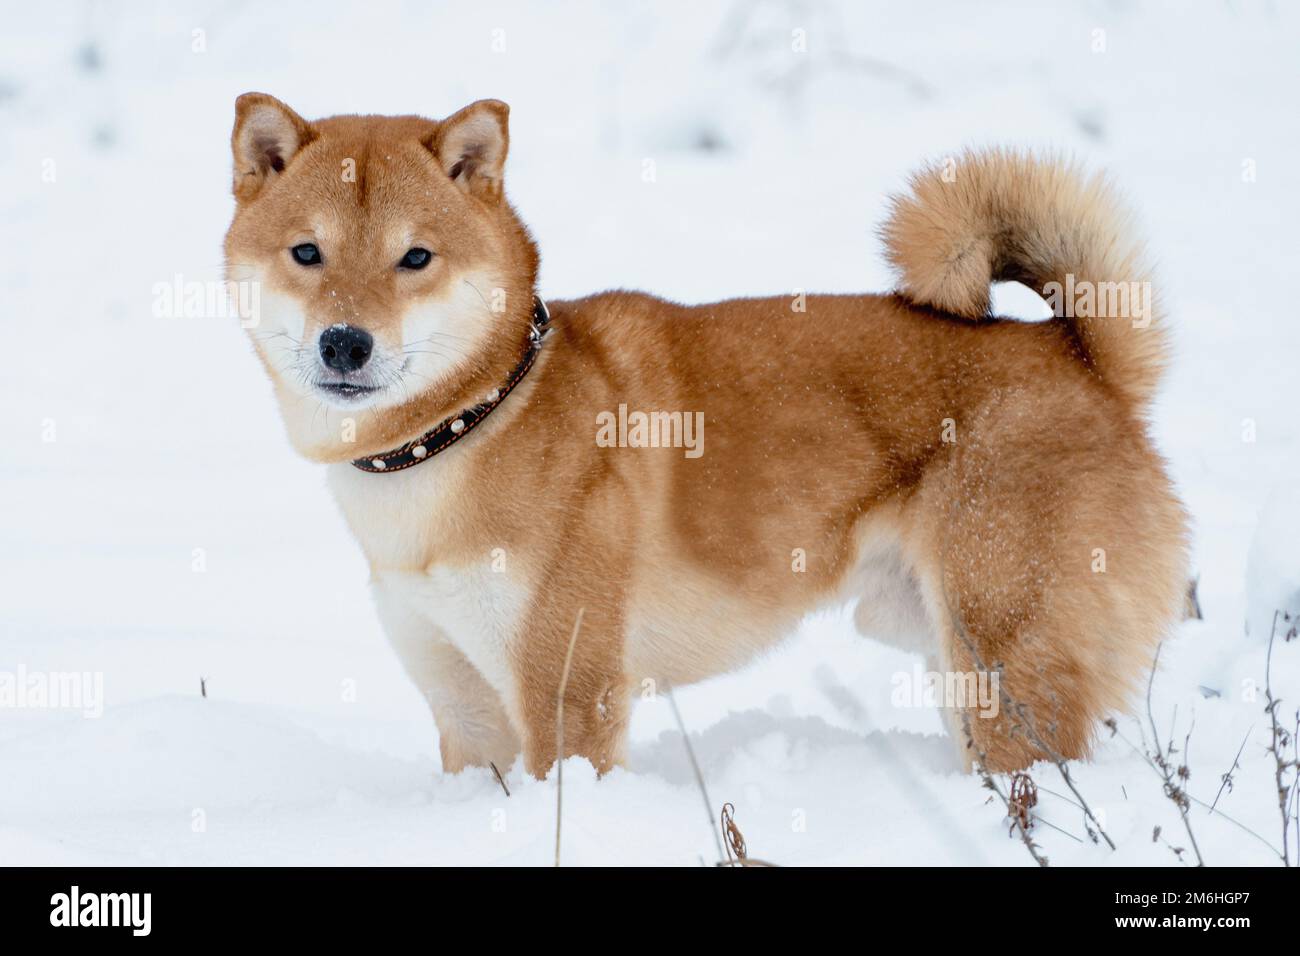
[851, 535, 938, 658]
[907, 394, 1188, 773]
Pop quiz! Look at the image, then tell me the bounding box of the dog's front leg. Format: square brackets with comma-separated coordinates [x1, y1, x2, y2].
[514, 591, 632, 779]
[372, 580, 521, 774]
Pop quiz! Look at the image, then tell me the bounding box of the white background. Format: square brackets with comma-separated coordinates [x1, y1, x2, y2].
[1, 0, 1298, 865]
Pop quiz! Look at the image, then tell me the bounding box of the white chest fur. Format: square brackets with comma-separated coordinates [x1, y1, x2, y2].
[373, 563, 525, 699]
[326, 458, 530, 700]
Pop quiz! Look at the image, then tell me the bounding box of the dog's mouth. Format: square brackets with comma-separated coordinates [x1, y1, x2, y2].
[314, 381, 383, 403]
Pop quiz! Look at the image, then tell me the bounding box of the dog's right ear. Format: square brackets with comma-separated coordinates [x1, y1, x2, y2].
[231, 93, 317, 202]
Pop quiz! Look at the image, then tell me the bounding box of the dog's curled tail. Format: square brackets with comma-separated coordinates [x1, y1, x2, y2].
[881, 149, 1167, 410]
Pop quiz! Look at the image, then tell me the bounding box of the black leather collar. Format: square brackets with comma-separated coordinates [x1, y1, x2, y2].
[350, 296, 552, 474]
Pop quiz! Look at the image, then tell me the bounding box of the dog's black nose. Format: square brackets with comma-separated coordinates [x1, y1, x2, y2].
[319, 325, 373, 372]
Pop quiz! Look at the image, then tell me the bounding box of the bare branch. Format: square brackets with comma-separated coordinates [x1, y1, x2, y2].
[1264, 609, 1297, 866]
[1209, 727, 1252, 814]
[1143, 643, 1204, 866]
[553, 607, 585, 868]
[665, 684, 726, 863]
[489, 761, 510, 798]
[964, 714, 1048, 866]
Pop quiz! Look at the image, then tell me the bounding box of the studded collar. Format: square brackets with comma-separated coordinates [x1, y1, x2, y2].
[350, 296, 552, 474]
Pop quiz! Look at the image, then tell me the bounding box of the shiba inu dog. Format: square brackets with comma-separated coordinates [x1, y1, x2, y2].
[224, 93, 1188, 776]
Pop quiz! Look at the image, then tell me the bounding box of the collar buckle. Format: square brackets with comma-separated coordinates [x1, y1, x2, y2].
[529, 295, 552, 345]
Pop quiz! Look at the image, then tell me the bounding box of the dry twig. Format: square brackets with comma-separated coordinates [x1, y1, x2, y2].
[1143, 642, 1204, 866]
[1104, 717, 1277, 855]
[964, 714, 1048, 866]
[1209, 727, 1252, 814]
[553, 608, 585, 867]
[721, 802, 747, 863]
[489, 761, 510, 798]
[1008, 772, 1039, 838]
[665, 685, 726, 863]
[1265, 609, 1299, 866]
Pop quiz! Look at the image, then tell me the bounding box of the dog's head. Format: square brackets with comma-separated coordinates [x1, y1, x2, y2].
[224, 93, 539, 461]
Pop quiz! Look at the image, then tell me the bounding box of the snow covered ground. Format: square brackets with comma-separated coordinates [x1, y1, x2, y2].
[2, 0, 1298, 866]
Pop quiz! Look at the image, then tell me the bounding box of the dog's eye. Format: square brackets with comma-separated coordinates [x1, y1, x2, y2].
[398, 248, 433, 270]
[291, 243, 322, 266]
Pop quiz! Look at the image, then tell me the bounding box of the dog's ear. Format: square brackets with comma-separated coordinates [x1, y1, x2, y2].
[425, 100, 510, 202]
[231, 93, 317, 202]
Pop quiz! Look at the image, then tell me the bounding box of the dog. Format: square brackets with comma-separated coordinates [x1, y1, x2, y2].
[224, 93, 1189, 776]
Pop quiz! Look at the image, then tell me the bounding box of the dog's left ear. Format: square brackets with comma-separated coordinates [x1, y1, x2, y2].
[426, 100, 510, 202]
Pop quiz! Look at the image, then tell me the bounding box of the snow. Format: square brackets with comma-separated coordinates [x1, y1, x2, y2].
[2, 0, 1298, 866]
